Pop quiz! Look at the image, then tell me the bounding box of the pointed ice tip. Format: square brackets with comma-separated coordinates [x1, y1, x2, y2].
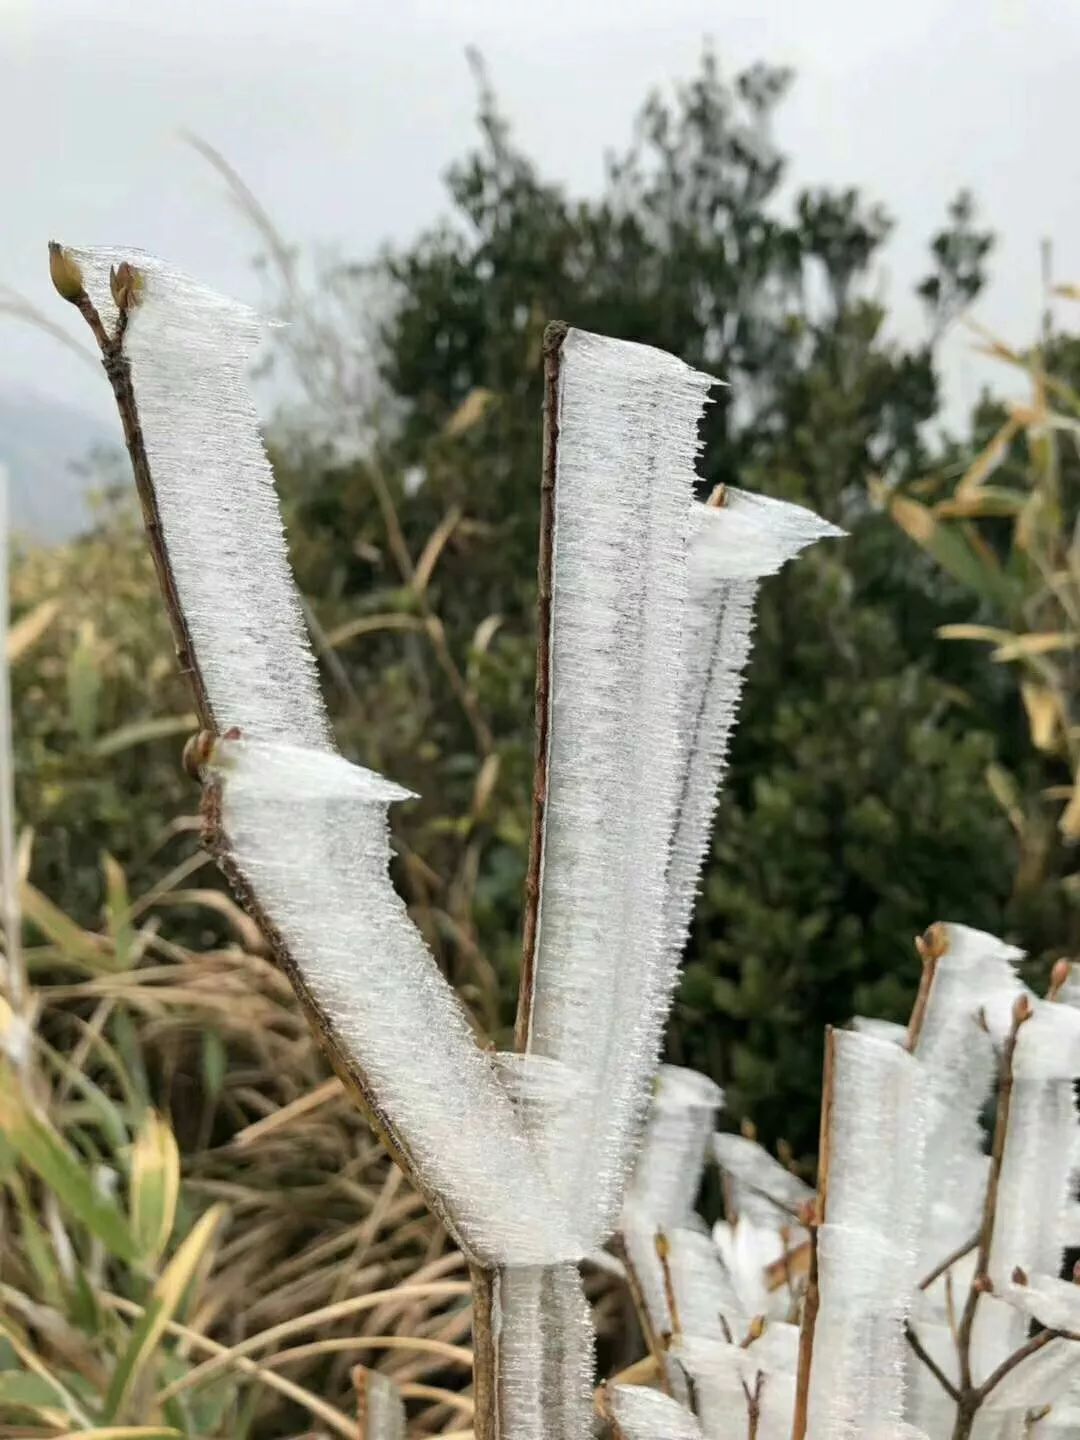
[211, 736, 418, 806]
[691, 487, 844, 580]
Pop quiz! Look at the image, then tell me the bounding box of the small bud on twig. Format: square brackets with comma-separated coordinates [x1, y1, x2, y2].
[915, 921, 949, 964]
[183, 729, 217, 780]
[797, 1197, 818, 1229]
[706, 483, 728, 509]
[743, 1314, 766, 1345]
[48, 242, 84, 303]
[1012, 1265, 1029, 1286]
[1012, 992, 1033, 1027]
[740, 1116, 758, 1142]
[110, 260, 144, 313]
[1049, 958, 1071, 1001]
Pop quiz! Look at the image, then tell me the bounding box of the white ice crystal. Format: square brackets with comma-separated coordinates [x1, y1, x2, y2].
[806, 1030, 927, 1440]
[78, 250, 845, 1440]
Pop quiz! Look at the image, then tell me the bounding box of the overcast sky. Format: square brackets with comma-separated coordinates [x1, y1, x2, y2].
[3, 0, 1080, 431]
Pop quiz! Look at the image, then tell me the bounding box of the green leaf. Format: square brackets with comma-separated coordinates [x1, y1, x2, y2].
[65, 621, 102, 744]
[93, 713, 198, 758]
[21, 882, 116, 972]
[200, 1030, 227, 1104]
[52, 1430, 184, 1439]
[104, 1205, 225, 1421]
[102, 853, 136, 970]
[0, 1062, 138, 1262]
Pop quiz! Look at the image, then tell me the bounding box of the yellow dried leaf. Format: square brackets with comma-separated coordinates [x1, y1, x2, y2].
[413, 507, 462, 595]
[8, 598, 61, 663]
[888, 495, 937, 547]
[470, 614, 503, 656]
[993, 633, 1078, 662]
[443, 387, 495, 437]
[1020, 683, 1061, 753]
[986, 763, 1025, 834]
[129, 1110, 180, 1264]
[1060, 782, 1080, 841]
[936, 624, 1014, 646]
[955, 415, 1019, 495]
[471, 754, 501, 821]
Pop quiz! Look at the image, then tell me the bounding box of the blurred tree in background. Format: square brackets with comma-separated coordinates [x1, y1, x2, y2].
[14, 51, 1074, 1153]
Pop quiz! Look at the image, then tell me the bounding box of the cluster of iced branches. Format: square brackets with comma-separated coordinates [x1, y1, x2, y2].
[609, 923, 1080, 1440]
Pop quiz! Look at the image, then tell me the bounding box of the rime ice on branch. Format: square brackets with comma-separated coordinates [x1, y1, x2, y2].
[54, 246, 839, 1440]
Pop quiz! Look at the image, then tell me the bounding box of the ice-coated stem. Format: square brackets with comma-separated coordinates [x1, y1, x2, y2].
[516, 319, 565, 1053]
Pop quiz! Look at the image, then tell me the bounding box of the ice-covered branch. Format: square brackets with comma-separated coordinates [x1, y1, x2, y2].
[522, 329, 840, 1248]
[60, 249, 579, 1274]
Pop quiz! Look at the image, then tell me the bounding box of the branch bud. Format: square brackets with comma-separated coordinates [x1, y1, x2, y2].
[110, 260, 144, 312]
[1012, 992, 1033, 1028]
[916, 921, 949, 963]
[48, 242, 84, 303]
[1049, 958, 1071, 1000]
[1012, 1265, 1029, 1286]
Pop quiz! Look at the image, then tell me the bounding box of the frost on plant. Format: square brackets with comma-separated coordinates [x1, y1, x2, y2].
[74, 242, 1080, 1440]
[617, 923, 1080, 1440]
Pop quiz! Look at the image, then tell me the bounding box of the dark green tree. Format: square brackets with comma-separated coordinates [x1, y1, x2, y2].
[278, 51, 1013, 1151]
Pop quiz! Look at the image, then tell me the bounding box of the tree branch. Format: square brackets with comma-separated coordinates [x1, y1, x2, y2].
[514, 320, 566, 1052]
[905, 1321, 960, 1403]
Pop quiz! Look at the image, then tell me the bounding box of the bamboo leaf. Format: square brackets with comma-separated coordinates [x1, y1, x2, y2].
[986, 763, 1025, 834]
[129, 1110, 180, 1264]
[443, 385, 495, 437]
[93, 714, 198, 758]
[52, 1429, 184, 1439]
[1061, 782, 1080, 842]
[102, 853, 136, 970]
[936, 624, 1014, 646]
[65, 621, 102, 744]
[104, 1205, 225, 1421]
[888, 495, 1017, 608]
[992, 633, 1078, 662]
[1020, 683, 1061, 753]
[935, 486, 1027, 519]
[21, 882, 116, 971]
[412, 507, 462, 595]
[148, 889, 265, 953]
[0, 1063, 139, 1262]
[324, 613, 424, 650]
[8, 597, 61, 663]
[954, 415, 1019, 495]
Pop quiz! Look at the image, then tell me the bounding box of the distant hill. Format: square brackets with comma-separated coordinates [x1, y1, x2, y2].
[0, 389, 117, 543]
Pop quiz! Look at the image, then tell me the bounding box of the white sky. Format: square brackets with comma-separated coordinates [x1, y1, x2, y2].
[2, 0, 1080, 432]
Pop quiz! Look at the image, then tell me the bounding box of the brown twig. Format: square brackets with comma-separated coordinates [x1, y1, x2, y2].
[919, 1233, 979, 1293]
[654, 1231, 682, 1341]
[955, 995, 1031, 1390]
[469, 1264, 500, 1440]
[791, 1027, 835, 1440]
[906, 922, 949, 1052]
[905, 1321, 960, 1403]
[742, 1370, 764, 1440]
[610, 1232, 671, 1395]
[945, 993, 1032, 1440]
[976, 1327, 1079, 1406]
[50, 247, 215, 731]
[515, 320, 566, 1052]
